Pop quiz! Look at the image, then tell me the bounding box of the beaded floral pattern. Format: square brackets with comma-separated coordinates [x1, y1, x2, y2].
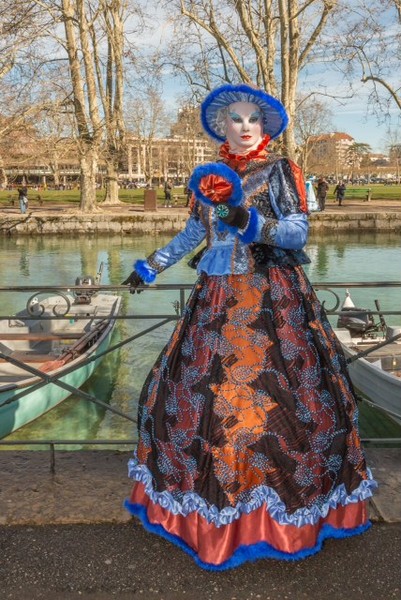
[135, 268, 372, 518]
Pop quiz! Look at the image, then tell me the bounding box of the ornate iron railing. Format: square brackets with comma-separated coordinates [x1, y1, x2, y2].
[1, 281, 400, 464]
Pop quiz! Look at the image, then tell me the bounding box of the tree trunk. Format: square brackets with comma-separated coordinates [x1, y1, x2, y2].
[53, 172, 60, 187]
[282, 100, 298, 160]
[0, 160, 7, 188]
[79, 148, 99, 211]
[103, 160, 122, 204]
[52, 161, 60, 188]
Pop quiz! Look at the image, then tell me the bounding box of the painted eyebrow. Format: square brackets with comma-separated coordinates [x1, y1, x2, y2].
[250, 111, 261, 119]
[228, 111, 242, 119]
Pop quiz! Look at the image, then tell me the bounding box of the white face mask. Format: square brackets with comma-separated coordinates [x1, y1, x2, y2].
[225, 101, 263, 153]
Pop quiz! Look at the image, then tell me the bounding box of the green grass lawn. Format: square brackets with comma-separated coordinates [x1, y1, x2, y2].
[327, 184, 400, 201]
[0, 184, 399, 206]
[0, 186, 188, 207]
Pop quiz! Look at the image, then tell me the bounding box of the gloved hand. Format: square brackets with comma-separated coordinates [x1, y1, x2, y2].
[215, 204, 250, 230]
[121, 271, 145, 294]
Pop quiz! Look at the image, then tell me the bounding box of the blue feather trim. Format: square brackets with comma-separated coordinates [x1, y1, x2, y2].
[124, 499, 372, 571]
[188, 162, 243, 207]
[134, 259, 157, 284]
[237, 207, 260, 243]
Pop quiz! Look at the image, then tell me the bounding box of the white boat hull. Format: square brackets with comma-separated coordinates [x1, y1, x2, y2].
[341, 344, 401, 425]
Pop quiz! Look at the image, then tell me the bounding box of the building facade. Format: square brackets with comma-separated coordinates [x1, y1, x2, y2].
[307, 132, 355, 178]
[2, 134, 217, 188]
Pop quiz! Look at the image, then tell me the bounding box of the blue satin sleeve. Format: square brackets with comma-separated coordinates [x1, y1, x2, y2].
[257, 213, 309, 250]
[135, 215, 207, 282]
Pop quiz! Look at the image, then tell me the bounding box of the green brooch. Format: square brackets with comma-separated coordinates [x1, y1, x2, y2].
[215, 204, 230, 218]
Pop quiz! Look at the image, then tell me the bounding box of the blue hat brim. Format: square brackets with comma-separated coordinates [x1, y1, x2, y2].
[201, 84, 289, 143]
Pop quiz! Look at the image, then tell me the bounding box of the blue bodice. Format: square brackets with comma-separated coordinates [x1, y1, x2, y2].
[135, 156, 310, 283]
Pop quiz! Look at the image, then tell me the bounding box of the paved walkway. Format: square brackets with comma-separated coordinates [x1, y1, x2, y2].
[0, 448, 400, 598]
[1, 522, 400, 599]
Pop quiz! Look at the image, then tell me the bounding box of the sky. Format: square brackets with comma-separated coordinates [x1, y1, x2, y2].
[161, 73, 399, 154]
[164, 79, 398, 153]
[331, 104, 396, 154]
[298, 60, 400, 154]
[141, 3, 400, 155]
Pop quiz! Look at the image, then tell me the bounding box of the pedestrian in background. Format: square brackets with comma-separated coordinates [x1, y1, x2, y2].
[316, 176, 329, 210]
[184, 184, 192, 207]
[334, 181, 346, 206]
[18, 186, 28, 214]
[163, 179, 172, 207]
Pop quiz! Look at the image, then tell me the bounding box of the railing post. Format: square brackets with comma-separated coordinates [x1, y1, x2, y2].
[50, 443, 56, 474]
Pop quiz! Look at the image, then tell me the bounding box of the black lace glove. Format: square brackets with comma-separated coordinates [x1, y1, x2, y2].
[215, 204, 250, 230]
[121, 271, 145, 294]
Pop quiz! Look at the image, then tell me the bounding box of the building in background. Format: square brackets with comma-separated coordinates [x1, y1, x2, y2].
[1, 107, 217, 188]
[3, 123, 399, 188]
[306, 132, 355, 179]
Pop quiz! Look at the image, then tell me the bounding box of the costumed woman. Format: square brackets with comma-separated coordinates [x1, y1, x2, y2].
[122, 83, 376, 570]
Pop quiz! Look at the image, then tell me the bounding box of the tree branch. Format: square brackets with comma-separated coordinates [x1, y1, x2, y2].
[361, 75, 401, 110]
[298, 2, 336, 68]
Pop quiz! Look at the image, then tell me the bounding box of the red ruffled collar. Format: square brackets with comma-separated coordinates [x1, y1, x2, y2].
[219, 134, 271, 170]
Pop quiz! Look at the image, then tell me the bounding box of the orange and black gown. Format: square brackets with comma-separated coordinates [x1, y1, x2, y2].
[124, 138, 377, 570]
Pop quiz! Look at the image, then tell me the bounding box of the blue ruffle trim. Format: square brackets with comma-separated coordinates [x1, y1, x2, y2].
[127, 458, 377, 528]
[124, 500, 372, 571]
[188, 162, 243, 207]
[237, 206, 259, 243]
[134, 259, 157, 284]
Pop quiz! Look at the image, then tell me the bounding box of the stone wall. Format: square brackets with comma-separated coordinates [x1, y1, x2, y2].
[0, 211, 401, 236]
[309, 212, 401, 233]
[0, 213, 188, 236]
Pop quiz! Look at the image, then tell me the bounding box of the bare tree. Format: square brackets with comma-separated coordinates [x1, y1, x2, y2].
[386, 126, 401, 183]
[295, 95, 334, 173]
[126, 87, 170, 185]
[164, 0, 338, 159]
[339, 0, 401, 116]
[21, 0, 137, 210]
[33, 106, 78, 188]
[170, 103, 208, 178]
[0, 1, 57, 185]
[96, 0, 127, 205]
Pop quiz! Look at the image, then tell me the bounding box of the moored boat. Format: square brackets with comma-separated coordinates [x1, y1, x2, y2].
[334, 291, 401, 424]
[0, 276, 121, 439]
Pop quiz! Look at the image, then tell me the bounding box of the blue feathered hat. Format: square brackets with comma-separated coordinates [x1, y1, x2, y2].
[201, 83, 289, 143]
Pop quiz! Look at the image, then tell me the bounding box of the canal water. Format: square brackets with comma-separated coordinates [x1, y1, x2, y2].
[1, 231, 400, 448]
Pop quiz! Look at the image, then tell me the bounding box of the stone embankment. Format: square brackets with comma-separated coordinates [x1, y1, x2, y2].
[0, 200, 400, 235]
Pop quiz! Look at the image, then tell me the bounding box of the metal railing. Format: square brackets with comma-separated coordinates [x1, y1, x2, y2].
[1, 281, 400, 467]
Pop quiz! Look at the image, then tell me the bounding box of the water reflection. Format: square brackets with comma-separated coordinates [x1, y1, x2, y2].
[1, 232, 400, 445]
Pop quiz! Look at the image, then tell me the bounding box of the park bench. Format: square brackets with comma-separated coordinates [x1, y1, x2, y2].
[331, 188, 372, 201]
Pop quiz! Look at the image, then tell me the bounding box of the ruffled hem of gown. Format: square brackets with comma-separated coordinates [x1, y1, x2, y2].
[124, 482, 371, 570]
[127, 457, 377, 528]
